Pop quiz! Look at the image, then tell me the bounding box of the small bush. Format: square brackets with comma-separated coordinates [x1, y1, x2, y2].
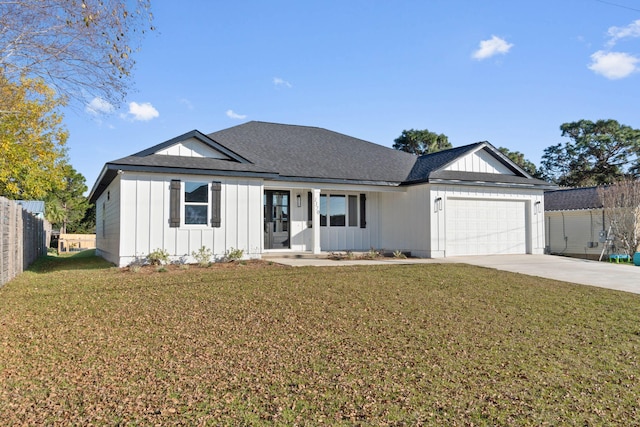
[362, 248, 381, 259]
[393, 250, 407, 259]
[148, 248, 170, 265]
[192, 246, 213, 267]
[225, 247, 244, 262]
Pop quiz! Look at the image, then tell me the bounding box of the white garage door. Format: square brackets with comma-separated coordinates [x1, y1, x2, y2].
[446, 198, 527, 256]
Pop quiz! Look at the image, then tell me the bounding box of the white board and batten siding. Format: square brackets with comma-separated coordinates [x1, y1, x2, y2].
[378, 185, 431, 257]
[95, 174, 122, 266]
[444, 149, 515, 175]
[319, 191, 380, 252]
[154, 138, 230, 159]
[117, 172, 263, 267]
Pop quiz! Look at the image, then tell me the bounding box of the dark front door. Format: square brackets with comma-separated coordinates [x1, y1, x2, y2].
[264, 190, 290, 249]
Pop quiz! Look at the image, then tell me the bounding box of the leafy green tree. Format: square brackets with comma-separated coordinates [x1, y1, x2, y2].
[0, 75, 68, 199]
[45, 164, 90, 234]
[0, 0, 153, 105]
[498, 147, 539, 177]
[393, 129, 452, 155]
[539, 119, 640, 187]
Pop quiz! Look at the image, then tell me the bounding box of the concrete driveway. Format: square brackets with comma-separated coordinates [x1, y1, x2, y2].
[267, 253, 640, 295]
[441, 254, 640, 295]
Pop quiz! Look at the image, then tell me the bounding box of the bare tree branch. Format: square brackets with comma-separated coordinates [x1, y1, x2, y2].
[0, 0, 153, 107]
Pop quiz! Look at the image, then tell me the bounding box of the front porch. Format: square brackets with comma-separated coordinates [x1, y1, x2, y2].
[263, 183, 401, 255]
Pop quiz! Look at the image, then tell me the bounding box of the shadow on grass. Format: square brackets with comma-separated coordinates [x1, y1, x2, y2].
[28, 250, 114, 274]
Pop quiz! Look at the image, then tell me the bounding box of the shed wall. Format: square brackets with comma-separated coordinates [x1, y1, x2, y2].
[544, 209, 607, 259]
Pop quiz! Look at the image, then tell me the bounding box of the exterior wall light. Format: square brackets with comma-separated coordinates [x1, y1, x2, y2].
[297, 194, 302, 207]
[434, 197, 443, 212]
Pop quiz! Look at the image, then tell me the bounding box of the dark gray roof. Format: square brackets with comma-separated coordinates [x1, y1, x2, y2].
[90, 121, 554, 202]
[207, 121, 417, 183]
[544, 186, 603, 211]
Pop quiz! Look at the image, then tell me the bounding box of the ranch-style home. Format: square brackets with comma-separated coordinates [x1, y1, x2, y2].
[89, 121, 553, 267]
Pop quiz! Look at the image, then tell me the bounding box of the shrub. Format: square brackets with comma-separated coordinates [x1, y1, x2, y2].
[148, 248, 170, 265]
[225, 247, 244, 262]
[191, 246, 213, 267]
[362, 248, 381, 259]
[393, 250, 407, 259]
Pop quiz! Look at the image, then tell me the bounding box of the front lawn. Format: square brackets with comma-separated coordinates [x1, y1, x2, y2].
[1, 254, 639, 425]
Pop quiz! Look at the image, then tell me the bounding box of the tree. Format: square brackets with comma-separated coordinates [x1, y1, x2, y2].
[393, 129, 452, 155]
[45, 164, 90, 234]
[498, 147, 539, 177]
[539, 119, 640, 187]
[598, 179, 640, 256]
[0, 75, 68, 199]
[0, 0, 153, 105]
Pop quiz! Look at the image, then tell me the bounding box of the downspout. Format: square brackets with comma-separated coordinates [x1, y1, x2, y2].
[561, 212, 568, 254]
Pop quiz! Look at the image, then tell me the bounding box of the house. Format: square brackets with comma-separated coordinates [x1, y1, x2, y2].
[88, 121, 553, 267]
[15, 200, 46, 219]
[544, 186, 607, 259]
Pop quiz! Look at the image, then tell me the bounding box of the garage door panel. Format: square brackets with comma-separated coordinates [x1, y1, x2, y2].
[446, 199, 527, 256]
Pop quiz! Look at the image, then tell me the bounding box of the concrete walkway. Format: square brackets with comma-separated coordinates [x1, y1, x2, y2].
[265, 253, 640, 295]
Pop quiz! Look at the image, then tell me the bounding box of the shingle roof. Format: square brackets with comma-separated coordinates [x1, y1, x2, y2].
[207, 121, 417, 183]
[544, 186, 603, 211]
[90, 121, 554, 202]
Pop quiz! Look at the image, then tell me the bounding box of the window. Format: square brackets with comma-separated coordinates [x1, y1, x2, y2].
[318, 193, 366, 228]
[329, 195, 345, 226]
[184, 182, 209, 225]
[320, 194, 327, 226]
[169, 180, 221, 228]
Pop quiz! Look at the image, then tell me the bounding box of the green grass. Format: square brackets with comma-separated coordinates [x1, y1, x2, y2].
[1, 254, 639, 425]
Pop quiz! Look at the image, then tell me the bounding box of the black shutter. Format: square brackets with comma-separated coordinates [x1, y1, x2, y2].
[169, 180, 181, 227]
[307, 192, 312, 224]
[359, 193, 367, 228]
[211, 181, 221, 227]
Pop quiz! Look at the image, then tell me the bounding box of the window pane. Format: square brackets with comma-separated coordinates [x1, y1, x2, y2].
[185, 205, 208, 225]
[185, 182, 208, 202]
[320, 195, 327, 226]
[330, 195, 345, 227]
[348, 195, 358, 227]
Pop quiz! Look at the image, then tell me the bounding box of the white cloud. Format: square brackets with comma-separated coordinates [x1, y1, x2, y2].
[226, 109, 247, 119]
[273, 77, 292, 88]
[607, 19, 640, 47]
[128, 101, 159, 121]
[85, 97, 115, 115]
[588, 50, 639, 79]
[472, 35, 514, 60]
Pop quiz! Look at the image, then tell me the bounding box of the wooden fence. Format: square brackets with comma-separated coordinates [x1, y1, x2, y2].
[0, 197, 51, 287]
[58, 234, 96, 253]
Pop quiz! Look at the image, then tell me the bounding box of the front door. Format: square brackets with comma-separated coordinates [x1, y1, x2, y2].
[264, 190, 290, 249]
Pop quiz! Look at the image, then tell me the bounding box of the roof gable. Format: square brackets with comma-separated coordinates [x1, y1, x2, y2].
[154, 137, 231, 159]
[443, 146, 516, 175]
[133, 130, 251, 163]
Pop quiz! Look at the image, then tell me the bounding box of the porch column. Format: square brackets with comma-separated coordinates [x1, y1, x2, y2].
[312, 188, 321, 254]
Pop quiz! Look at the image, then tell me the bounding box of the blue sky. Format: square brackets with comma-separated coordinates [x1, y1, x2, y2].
[65, 0, 640, 190]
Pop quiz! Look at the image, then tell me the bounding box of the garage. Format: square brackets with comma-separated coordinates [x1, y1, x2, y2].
[446, 198, 527, 256]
